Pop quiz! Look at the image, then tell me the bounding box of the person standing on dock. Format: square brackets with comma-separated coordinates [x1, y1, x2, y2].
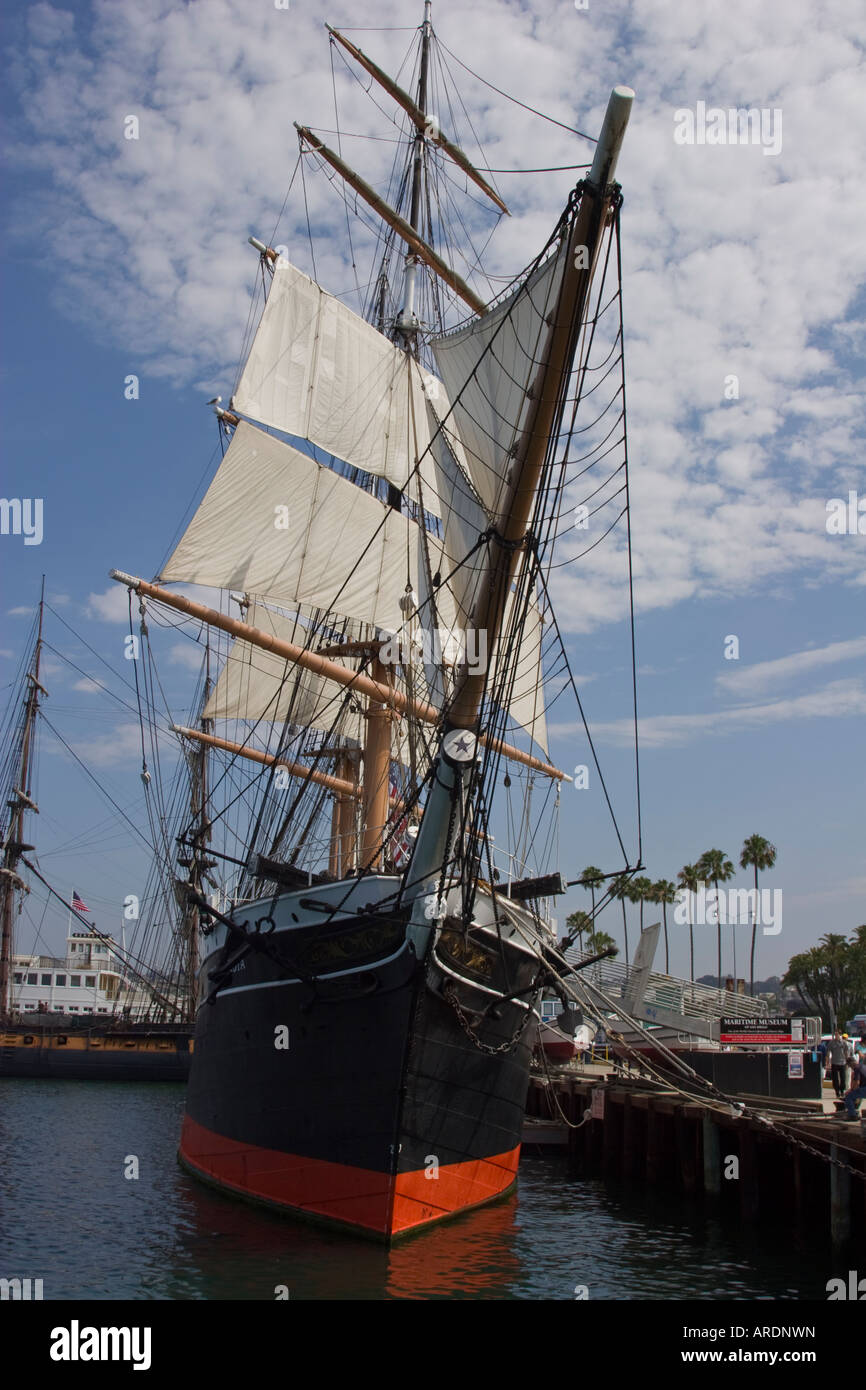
[842, 1051, 866, 1120]
[828, 1029, 851, 1097]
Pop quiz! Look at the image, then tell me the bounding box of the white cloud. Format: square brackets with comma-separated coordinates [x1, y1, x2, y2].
[85, 585, 134, 623]
[72, 677, 103, 693]
[4, 0, 865, 630]
[52, 721, 174, 769]
[552, 677, 866, 747]
[716, 636, 866, 697]
[168, 641, 207, 672]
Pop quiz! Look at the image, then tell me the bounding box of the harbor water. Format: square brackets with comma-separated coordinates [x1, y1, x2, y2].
[1, 1079, 835, 1301]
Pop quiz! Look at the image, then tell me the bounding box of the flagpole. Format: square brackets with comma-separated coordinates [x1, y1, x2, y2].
[121, 916, 127, 1019]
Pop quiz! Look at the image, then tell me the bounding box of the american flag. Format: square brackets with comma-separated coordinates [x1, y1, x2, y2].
[71, 890, 90, 915]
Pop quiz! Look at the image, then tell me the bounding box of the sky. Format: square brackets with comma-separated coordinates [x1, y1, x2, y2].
[1, 0, 863, 987]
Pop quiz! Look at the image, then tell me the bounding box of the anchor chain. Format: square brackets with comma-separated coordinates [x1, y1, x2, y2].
[442, 979, 532, 1056]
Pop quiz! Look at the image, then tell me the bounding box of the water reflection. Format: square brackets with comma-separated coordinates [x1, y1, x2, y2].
[1, 1082, 834, 1301]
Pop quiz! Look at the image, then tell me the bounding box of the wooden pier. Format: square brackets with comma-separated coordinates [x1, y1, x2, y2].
[526, 1071, 866, 1248]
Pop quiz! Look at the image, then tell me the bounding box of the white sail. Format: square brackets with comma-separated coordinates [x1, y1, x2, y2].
[424, 403, 548, 750]
[201, 600, 414, 764]
[163, 420, 548, 750]
[426, 402, 487, 623]
[495, 590, 547, 751]
[201, 589, 546, 754]
[431, 244, 567, 520]
[232, 257, 459, 508]
[161, 420, 421, 632]
[202, 604, 361, 731]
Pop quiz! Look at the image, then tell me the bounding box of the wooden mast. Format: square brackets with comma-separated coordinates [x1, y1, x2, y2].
[360, 655, 395, 871]
[448, 87, 634, 733]
[327, 25, 509, 216]
[295, 125, 486, 316]
[396, 0, 433, 338]
[0, 580, 45, 1023]
[111, 574, 565, 781]
[180, 641, 213, 1019]
[398, 87, 634, 910]
[336, 754, 359, 875]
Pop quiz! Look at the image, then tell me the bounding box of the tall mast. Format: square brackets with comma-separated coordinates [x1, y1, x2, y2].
[397, 0, 432, 338]
[180, 642, 213, 1018]
[449, 87, 634, 733]
[295, 127, 485, 316]
[402, 87, 634, 909]
[327, 23, 508, 217]
[0, 578, 46, 1022]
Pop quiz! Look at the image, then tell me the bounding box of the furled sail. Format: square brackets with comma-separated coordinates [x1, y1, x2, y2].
[231, 257, 464, 508]
[202, 603, 362, 731]
[202, 600, 412, 765]
[430, 244, 567, 520]
[204, 595, 546, 755]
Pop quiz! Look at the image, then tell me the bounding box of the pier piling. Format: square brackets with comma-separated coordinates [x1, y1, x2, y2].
[527, 1072, 864, 1246]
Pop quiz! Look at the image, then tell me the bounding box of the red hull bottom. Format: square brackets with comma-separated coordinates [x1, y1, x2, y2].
[178, 1115, 520, 1240]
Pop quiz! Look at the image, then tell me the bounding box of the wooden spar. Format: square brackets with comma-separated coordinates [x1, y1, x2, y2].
[1, 580, 45, 1022]
[110, 572, 566, 780]
[448, 86, 634, 731]
[361, 656, 395, 871]
[295, 125, 486, 316]
[326, 25, 510, 217]
[336, 753, 358, 875]
[172, 725, 361, 798]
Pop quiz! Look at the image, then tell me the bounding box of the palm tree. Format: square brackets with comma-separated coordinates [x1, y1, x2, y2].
[565, 910, 592, 953]
[586, 928, 617, 956]
[677, 863, 701, 983]
[610, 873, 633, 967]
[740, 834, 777, 996]
[651, 879, 676, 973]
[579, 865, 605, 926]
[697, 848, 735, 990]
[630, 876, 654, 936]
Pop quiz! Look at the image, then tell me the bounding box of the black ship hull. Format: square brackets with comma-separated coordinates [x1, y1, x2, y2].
[0, 1020, 193, 1081]
[179, 878, 544, 1239]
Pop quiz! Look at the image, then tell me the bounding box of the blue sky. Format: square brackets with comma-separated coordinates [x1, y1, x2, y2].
[1, 0, 864, 985]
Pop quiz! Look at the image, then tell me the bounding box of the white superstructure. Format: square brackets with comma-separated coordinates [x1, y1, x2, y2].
[11, 927, 126, 1016]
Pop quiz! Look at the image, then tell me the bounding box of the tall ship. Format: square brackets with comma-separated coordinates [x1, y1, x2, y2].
[106, 10, 637, 1238]
[0, 588, 196, 1079]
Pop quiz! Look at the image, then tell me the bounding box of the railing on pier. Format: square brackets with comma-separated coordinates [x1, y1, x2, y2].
[564, 948, 770, 1023]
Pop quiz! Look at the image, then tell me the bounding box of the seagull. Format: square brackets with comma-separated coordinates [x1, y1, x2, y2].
[207, 396, 222, 406]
